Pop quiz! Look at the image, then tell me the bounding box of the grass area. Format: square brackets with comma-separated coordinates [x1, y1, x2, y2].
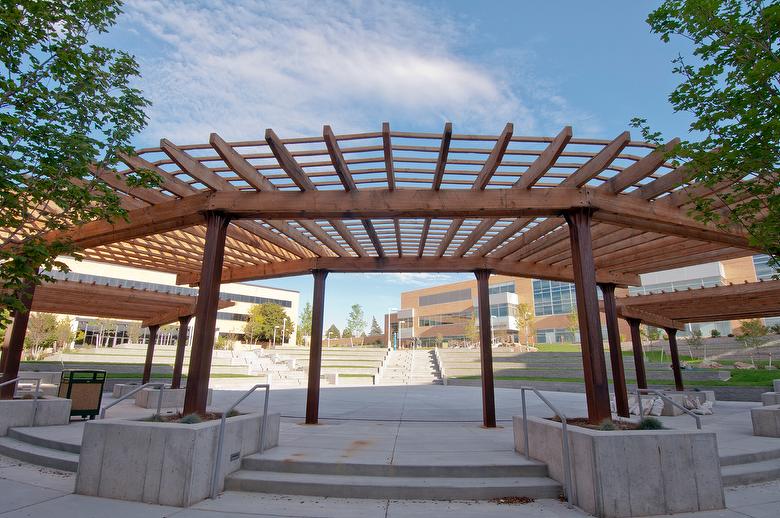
[533, 343, 582, 353]
[450, 368, 777, 388]
[104, 373, 256, 379]
[338, 373, 375, 378]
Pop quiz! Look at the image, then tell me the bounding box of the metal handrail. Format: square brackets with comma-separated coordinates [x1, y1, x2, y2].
[210, 383, 270, 499]
[1, 377, 43, 426]
[520, 386, 574, 507]
[100, 382, 166, 419]
[635, 389, 702, 430]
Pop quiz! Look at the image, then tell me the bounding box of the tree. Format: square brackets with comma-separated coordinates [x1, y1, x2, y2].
[566, 309, 579, 340]
[325, 324, 340, 342]
[344, 304, 367, 346]
[514, 303, 535, 345]
[54, 317, 73, 351]
[126, 321, 142, 344]
[297, 302, 312, 345]
[243, 303, 293, 346]
[736, 319, 768, 366]
[24, 312, 57, 359]
[633, 0, 779, 270]
[463, 312, 478, 345]
[0, 1, 156, 324]
[369, 316, 382, 336]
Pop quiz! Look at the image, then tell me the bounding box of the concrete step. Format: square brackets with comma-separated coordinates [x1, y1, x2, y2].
[7, 428, 80, 454]
[721, 458, 780, 487]
[0, 436, 79, 472]
[225, 470, 561, 500]
[241, 456, 549, 478]
[720, 447, 780, 467]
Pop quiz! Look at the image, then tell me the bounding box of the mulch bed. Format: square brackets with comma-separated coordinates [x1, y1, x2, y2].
[491, 496, 536, 505]
[548, 416, 639, 430]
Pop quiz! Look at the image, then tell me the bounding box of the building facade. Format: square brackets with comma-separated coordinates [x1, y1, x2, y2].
[391, 255, 775, 346]
[50, 257, 300, 347]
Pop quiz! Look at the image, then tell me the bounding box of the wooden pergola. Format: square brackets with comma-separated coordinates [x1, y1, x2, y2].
[0, 278, 232, 398]
[1, 123, 762, 423]
[614, 280, 780, 395]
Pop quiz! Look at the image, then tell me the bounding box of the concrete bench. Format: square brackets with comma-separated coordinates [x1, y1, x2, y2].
[751, 404, 780, 437]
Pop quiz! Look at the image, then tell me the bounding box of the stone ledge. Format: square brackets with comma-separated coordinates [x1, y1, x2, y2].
[514, 415, 724, 517]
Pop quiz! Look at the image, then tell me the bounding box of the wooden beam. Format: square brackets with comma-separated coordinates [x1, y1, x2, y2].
[176, 256, 639, 286]
[323, 125, 358, 191]
[563, 131, 630, 187]
[394, 219, 403, 257]
[472, 123, 513, 190]
[603, 139, 680, 194]
[265, 129, 315, 190]
[432, 123, 453, 190]
[475, 269, 497, 427]
[418, 219, 431, 257]
[382, 122, 395, 190]
[617, 306, 686, 331]
[514, 126, 572, 189]
[210, 133, 277, 191]
[362, 219, 385, 257]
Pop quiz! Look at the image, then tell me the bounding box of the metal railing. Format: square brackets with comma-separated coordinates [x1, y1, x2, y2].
[100, 382, 166, 419]
[635, 389, 702, 430]
[0, 377, 42, 426]
[210, 383, 270, 499]
[520, 386, 574, 507]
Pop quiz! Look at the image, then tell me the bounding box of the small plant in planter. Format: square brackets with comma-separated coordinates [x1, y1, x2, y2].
[178, 413, 203, 424]
[598, 419, 617, 431]
[638, 417, 665, 430]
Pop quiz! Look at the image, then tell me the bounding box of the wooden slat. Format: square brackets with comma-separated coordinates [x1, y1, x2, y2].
[265, 129, 315, 190]
[514, 126, 572, 189]
[603, 138, 679, 194]
[431, 122, 453, 190]
[472, 123, 513, 190]
[323, 125, 358, 191]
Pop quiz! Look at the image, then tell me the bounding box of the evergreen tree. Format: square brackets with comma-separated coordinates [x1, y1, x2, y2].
[369, 316, 382, 335]
[298, 302, 312, 345]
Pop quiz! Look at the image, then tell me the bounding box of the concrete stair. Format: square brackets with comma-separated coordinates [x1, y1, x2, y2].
[225, 454, 561, 500]
[0, 428, 79, 472]
[720, 447, 780, 486]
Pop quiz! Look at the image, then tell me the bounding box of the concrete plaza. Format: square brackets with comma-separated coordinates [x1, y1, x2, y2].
[0, 384, 778, 517]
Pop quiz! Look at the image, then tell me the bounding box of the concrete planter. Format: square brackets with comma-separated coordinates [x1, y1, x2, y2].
[134, 387, 213, 409]
[75, 411, 280, 506]
[751, 404, 780, 437]
[0, 397, 72, 435]
[514, 416, 724, 517]
[112, 383, 142, 398]
[761, 392, 780, 406]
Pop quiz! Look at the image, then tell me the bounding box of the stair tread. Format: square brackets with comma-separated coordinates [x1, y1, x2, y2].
[228, 469, 559, 488]
[722, 458, 780, 475]
[0, 436, 79, 472]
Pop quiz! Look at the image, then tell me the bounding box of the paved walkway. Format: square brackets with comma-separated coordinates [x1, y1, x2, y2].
[0, 385, 778, 517]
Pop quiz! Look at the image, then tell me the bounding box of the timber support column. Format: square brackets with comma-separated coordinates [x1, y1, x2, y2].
[183, 211, 230, 415]
[599, 283, 629, 418]
[171, 315, 192, 389]
[141, 325, 160, 384]
[564, 209, 611, 424]
[0, 282, 36, 399]
[305, 269, 328, 424]
[666, 327, 684, 391]
[627, 318, 647, 389]
[474, 269, 497, 428]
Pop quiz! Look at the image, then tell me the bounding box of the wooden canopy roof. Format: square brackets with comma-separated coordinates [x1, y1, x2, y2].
[28, 279, 234, 327]
[29, 123, 762, 287]
[614, 279, 780, 330]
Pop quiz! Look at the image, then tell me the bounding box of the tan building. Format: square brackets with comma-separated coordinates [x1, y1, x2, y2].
[391, 255, 775, 346]
[48, 257, 300, 347]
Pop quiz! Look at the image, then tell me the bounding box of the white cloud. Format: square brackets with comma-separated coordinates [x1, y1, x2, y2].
[119, 0, 592, 144]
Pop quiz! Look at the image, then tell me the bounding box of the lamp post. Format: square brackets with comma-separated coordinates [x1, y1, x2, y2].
[272, 325, 279, 348]
[387, 307, 397, 349]
[282, 318, 287, 346]
[490, 315, 496, 346]
[327, 330, 332, 347]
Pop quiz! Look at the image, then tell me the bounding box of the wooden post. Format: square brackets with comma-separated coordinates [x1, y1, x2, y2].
[627, 318, 647, 389]
[305, 269, 328, 424]
[599, 283, 629, 418]
[171, 315, 192, 389]
[564, 209, 612, 424]
[474, 269, 497, 428]
[141, 325, 160, 384]
[0, 283, 36, 399]
[666, 327, 684, 391]
[183, 211, 230, 415]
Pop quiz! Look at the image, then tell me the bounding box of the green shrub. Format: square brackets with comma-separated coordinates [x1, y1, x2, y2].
[598, 419, 617, 431]
[710, 329, 721, 338]
[638, 417, 665, 430]
[178, 413, 202, 424]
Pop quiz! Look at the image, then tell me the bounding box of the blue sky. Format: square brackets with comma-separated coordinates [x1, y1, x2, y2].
[104, 0, 694, 332]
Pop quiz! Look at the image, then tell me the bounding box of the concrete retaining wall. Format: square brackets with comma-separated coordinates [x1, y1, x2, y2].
[514, 416, 724, 517]
[0, 397, 72, 435]
[75, 411, 280, 506]
[134, 388, 213, 409]
[751, 404, 780, 437]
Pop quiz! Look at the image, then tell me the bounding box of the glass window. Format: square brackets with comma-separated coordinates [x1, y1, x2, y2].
[628, 276, 723, 295]
[535, 327, 579, 344]
[488, 282, 515, 295]
[754, 254, 776, 281]
[532, 280, 576, 316]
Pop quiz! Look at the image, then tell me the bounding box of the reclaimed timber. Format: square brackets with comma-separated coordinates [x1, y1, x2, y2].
[599, 283, 629, 418]
[666, 328, 684, 391]
[626, 318, 647, 390]
[141, 325, 160, 384]
[171, 315, 192, 389]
